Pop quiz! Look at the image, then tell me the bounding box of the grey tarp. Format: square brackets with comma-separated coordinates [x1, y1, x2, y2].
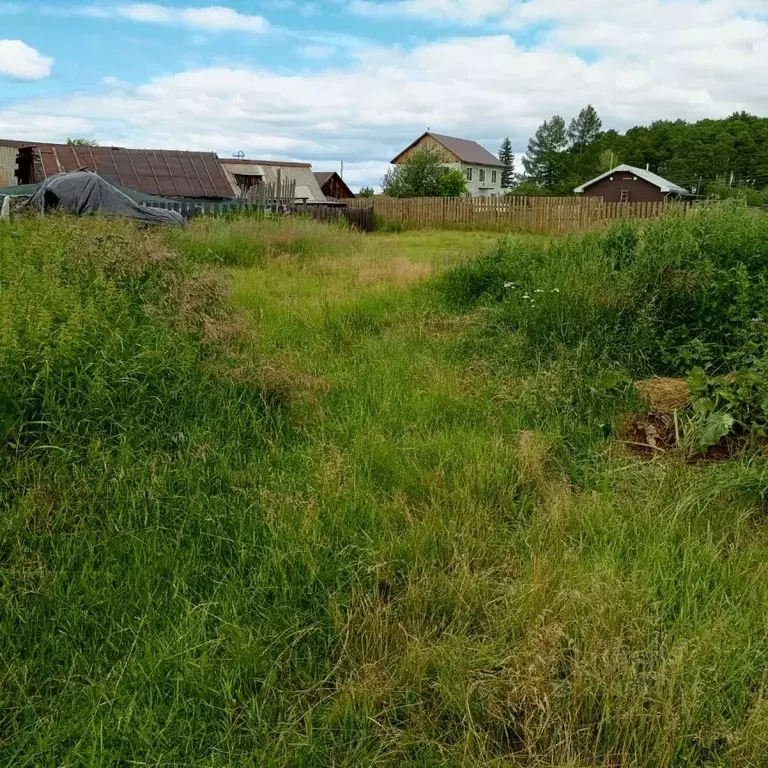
[26, 171, 185, 226]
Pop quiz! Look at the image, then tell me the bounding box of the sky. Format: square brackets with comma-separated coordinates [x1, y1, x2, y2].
[1, 0, 767, 191]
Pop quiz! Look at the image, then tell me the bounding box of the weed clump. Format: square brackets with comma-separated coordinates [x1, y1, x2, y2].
[440, 204, 768, 452]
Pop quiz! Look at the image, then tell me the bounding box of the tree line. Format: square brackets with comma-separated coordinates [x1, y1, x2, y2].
[377, 110, 768, 201]
[507, 108, 768, 199]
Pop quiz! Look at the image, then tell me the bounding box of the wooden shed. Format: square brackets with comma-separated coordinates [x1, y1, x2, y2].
[314, 171, 355, 200]
[574, 164, 690, 202]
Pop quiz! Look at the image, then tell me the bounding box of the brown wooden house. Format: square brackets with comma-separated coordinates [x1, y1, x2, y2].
[313, 171, 354, 200]
[574, 164, 690, 202]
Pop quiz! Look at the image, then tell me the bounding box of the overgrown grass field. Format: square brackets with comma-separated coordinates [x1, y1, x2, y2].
[2, 209, 768, 766]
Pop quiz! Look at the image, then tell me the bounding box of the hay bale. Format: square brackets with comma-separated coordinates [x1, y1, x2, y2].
[634, 377, 691, 413]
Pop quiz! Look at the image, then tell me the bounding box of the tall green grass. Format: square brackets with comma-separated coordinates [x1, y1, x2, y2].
[441, 205, 768, 376]
[2, 212, 768, 765]
[168, 213, 365, 266]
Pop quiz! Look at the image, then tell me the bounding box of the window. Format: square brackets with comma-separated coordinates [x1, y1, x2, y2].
[466, 167, 473, 181]
[479, 169, 486, 183]
[492, 170, 497, 184]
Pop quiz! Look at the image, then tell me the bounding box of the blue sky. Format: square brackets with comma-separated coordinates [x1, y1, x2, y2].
[1, 0, 767, 189]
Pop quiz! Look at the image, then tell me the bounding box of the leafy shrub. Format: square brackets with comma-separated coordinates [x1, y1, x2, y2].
[439, 204, 768, 449]
[443, 204, 768, 372]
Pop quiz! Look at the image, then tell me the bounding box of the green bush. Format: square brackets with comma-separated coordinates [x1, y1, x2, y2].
[440, 204, 768, 448]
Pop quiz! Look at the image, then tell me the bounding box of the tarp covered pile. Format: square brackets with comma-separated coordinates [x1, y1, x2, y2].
[18, 171, 185, 226]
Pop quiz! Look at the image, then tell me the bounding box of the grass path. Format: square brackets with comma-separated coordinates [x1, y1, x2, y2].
[224, 229, 768, 767]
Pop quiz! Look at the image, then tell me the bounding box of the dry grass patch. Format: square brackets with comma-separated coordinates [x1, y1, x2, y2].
[358, 258, 433, 286]
[634, 377, 692, 412]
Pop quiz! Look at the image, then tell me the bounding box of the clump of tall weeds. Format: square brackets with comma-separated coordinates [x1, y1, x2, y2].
[439, 204, 768, 451]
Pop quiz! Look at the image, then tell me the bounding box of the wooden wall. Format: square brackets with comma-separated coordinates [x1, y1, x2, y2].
[393, 135, 460, 165]
[348, 196, 697, 234]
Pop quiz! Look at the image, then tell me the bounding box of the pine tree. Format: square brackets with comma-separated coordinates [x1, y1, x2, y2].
[498, 138, 515, 189]
[567, 105, 602, 152]
[522, 116, 568, 191]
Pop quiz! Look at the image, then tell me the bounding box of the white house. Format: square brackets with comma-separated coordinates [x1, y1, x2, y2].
[391, 132, 504, 198]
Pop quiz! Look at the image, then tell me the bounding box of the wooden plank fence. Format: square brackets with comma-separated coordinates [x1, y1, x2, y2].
[348, 196, 697, 234]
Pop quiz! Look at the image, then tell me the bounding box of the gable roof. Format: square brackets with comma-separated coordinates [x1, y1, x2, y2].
[220, 158, 326, 203]
[18, 143, 234, 199]
[574, 164, 690, 196]
[313, 171, 355, 198]
[392, 132, 503, 167]
[313, 172, 334, 187]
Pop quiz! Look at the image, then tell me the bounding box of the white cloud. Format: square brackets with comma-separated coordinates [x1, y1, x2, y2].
[1, 0, 767, 186]
[118, 4, 270, 32]
[351, 0, 510, 22]
[0, 40, 53, 80]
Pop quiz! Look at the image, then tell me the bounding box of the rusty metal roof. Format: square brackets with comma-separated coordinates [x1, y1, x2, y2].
[25, 143, 234, 199]
[0, 138, 33, 148]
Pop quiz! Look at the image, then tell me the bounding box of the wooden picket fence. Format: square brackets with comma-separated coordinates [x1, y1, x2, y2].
[348, 196, 697, 234]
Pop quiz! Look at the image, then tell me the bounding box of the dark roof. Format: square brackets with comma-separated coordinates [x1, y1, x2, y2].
[22, 143, 234, 199]
[313, 171, 355, 199]
[313, 172, 334, 187]
[0, 138, 34, 148]
[392, 132, 503, 167]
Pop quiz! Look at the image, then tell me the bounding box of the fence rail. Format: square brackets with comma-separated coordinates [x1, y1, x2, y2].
[138, 200, 374, 231]
[348, 196, 697, 233]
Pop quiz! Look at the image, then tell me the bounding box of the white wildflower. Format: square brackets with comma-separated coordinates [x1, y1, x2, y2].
[534, 289, 544, 294]
[522, 294, 530, 300]
[503, 282, 515, 289]
[552, 288, 560, 293]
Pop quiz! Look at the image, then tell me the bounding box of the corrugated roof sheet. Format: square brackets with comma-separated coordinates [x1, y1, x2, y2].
[220, 162, 265, 177]
[574, 164, 690, 196]
[392, 132, 503, 167]
[243, 159, 312, 168]
[222, 159, 326, 203]
[23, 143, 234, 199]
